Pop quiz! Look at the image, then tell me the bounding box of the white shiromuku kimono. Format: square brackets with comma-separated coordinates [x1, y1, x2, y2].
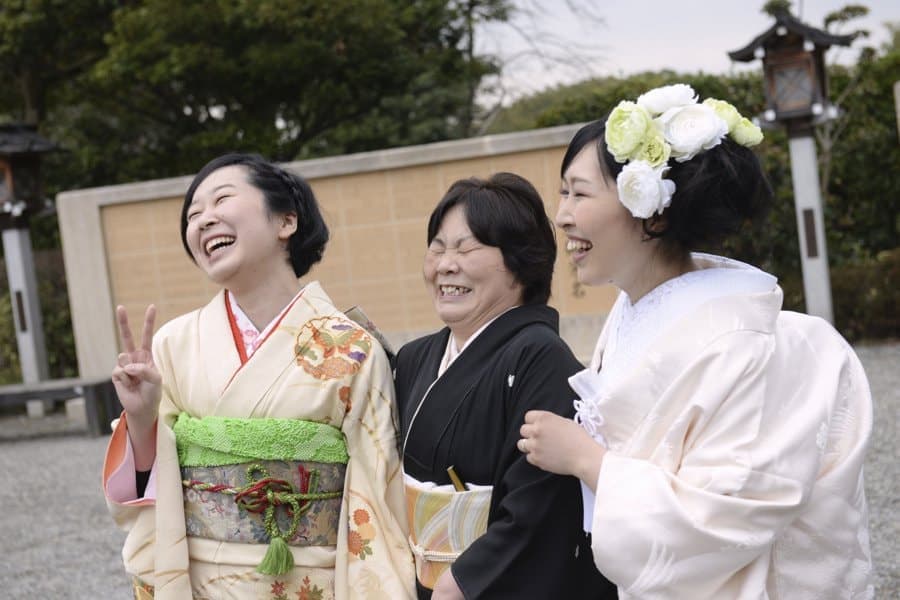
[103, 282, 415, 599]
[574, 254, 874, 599]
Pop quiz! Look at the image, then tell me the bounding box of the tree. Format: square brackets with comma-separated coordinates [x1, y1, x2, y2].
[822, 23, 900, 261]
[52, 0, 493, 181]
[466, 0, 607, 134]
[0, 0, 504, 190]
[0, 0, 117, 125]
[303, 0, 503, 154]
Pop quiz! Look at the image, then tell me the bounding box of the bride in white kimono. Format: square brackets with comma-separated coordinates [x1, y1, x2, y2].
[102, 153, 415, 599]
[518, 84, 874, 599]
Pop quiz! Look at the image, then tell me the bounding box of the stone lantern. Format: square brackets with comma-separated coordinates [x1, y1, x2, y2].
[0, 124, 57, 383]
[729, 9, 855, 322]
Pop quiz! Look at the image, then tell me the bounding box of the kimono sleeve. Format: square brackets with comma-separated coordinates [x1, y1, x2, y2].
[335, 341, 416, 599]
[102, 413, 158, 506]
[589, 330, 833, 597]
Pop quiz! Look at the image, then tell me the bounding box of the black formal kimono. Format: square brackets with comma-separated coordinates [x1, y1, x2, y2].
[394, 303, 617, 599]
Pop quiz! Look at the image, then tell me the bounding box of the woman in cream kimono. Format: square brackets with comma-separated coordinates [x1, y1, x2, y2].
[103, 153, 415, 599]
[518, 85, 874, 599]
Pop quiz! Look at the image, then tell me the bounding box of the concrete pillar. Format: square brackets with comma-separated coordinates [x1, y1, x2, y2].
[787, 135, 834, 323]
[2, 227, 49, 383]
[894, 81, 900, 140]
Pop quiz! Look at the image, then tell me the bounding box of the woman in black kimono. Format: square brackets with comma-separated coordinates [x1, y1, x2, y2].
[393, 172, 617, 599]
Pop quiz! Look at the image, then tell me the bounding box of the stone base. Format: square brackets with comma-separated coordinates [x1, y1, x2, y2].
[26, 398, 53, 418]
[65, 397, 87, 424]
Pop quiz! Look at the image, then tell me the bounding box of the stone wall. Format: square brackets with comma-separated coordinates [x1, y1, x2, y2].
[57, 124, 616, 376]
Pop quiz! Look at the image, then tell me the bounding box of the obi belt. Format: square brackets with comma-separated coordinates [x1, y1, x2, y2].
[403, 473, 491, 589]
[174, 413, 348, 576]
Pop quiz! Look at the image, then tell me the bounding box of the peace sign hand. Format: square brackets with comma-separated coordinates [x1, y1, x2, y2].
[111, 305, 162, 433]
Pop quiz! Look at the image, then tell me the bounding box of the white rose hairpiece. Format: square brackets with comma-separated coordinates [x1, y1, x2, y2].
[604, 83, 764, 219]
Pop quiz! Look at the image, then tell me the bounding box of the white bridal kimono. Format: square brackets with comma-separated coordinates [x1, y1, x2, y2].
[103, 282, 415, 599]
[574, 254, 873, 599]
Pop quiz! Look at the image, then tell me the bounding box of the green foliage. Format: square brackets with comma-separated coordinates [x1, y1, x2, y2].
[35, 252, 77, 379]
[0, 251, 76, 384]
[303, 0, 510, 155]
[762, 0, 792, 17]
[0, 0, 117, 124]
[0, 289, 20, 383]
[1, 0, 502, 192]
[824, 4, 870, 34]
[821, 45, 900, 264]
[830, 248, 900, 341]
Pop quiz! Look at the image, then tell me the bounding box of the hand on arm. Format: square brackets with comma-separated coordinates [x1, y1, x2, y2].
[519, 410, 606, 491]
[432, 568, 465, 600]
[111, 305, 162, 471]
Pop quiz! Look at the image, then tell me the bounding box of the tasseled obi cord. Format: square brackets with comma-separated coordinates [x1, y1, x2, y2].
[174, 413, 349, 575]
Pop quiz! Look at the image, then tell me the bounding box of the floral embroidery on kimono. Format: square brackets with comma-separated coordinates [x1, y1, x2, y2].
[103, 282, 415, 599]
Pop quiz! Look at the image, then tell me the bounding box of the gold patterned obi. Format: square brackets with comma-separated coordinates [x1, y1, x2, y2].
[403, 473, 492, 589]
[182, 460, 345, 546]
[174, 413, 348, 550]
[132, 577, 154, 600]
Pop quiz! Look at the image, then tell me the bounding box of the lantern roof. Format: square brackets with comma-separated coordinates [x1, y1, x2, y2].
[0, 123, 57, 157]
[728, 9, 855, 62]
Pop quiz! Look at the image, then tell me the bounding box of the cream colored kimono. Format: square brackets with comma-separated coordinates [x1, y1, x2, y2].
[574, 255, 873, 599]
[103, 282, 415, 599]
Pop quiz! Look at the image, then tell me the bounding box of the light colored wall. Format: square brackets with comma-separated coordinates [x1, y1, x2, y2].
[57, 124, 616, 377]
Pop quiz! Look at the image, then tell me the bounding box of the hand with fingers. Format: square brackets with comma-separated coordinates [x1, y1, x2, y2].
[432, 568, 465, 600]
[519, 410, 606, 491]
[111, 305, 162, 466]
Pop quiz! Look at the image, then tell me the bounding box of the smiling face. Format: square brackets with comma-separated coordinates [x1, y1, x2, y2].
[556, 143, 654, 291]
[184, 164, 297, 290]
[423, 204, 524, 345]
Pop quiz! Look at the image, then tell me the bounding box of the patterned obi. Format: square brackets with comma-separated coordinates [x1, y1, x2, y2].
[132, 577, 154, 600]
[175, 413, 348, 548]
[182, 460, 345, 546]
[403, 473, 492, 589]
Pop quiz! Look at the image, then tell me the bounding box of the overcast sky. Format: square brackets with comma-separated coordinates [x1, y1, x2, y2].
[479, 0, 900, 101]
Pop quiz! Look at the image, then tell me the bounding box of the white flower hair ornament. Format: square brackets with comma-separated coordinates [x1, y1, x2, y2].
[604, 84, 764, 219]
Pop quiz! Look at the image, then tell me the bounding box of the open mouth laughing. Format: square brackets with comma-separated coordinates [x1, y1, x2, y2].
[439, 285, 472, 297]
[566, 238, 592, 254]
[204, 235, 235, 256]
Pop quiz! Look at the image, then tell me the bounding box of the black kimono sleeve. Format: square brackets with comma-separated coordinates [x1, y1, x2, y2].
[449, 331, 617, 599]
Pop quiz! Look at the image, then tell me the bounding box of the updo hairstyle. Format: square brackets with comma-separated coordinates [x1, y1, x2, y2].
[562, 119, 772, 257]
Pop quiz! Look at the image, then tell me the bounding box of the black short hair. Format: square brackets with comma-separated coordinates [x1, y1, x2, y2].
[180, 153, 329, 277]
[561, 119, 771, 254]
[427, 172, 556, 305]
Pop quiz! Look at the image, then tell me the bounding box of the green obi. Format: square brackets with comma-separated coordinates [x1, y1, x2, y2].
[174, 413, 349, 575]
[174, 412, 349, 467]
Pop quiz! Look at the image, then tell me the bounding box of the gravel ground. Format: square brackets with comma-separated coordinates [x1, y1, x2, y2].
[855, 342, 900, 598]
[1, 342, 897, 598]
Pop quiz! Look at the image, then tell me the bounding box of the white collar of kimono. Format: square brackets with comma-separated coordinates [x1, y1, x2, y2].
[227, 288, 303, 358]
[599, 252, 774, 371]
[437, 305, 521, 377]
[571, 253, 776, 441]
